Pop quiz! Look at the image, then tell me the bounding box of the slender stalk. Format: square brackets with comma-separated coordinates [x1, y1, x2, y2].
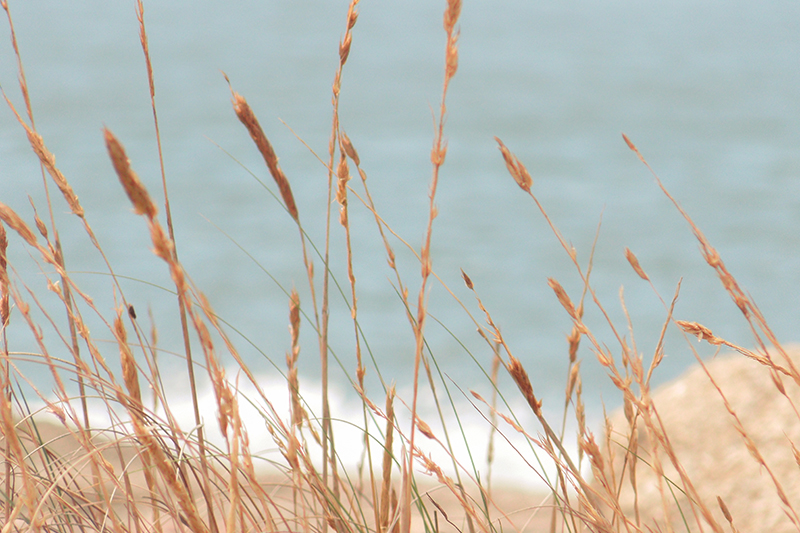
[404, 3, 461, 533]
[134, 3, 214, 531]
[318, 5, 361, 525]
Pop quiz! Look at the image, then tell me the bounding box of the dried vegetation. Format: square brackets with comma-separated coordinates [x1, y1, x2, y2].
[1, 1, 798, 532]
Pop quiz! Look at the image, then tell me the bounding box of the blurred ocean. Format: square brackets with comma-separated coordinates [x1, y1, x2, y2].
[1, 0, 799, 487]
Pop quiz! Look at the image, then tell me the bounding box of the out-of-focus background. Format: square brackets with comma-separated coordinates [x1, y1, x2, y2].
[1, 0, 799, 486]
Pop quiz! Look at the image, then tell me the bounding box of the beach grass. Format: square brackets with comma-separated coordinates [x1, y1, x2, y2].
[1, 1, 798, 532]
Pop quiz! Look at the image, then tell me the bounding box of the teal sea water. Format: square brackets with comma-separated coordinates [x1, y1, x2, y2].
[2, 1, 799, 486]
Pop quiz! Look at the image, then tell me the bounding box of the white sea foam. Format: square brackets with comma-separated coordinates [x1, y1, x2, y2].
[169, 366, 583, 491]
[24, 358, 591, 495]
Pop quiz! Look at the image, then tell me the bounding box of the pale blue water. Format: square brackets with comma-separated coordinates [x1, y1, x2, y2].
[2, 1, 800, 485]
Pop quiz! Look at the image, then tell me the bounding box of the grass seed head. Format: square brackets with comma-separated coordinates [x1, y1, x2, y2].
[791, 441, 800, 469]
[507, 355, 542, 417]
[431, 144, 447, 166]
[625, 247, 649, 281]
[622, 132, 647, 165]
[149, 221, 174, 262]
[460, 269, 474, 290]
[104, 128, 157, 220]
[548, 277, 578, 320]
[347, 8, 358, 30]
[29, 199, 48, 240]
[0, 222, 7, 281]
[341, 131, 360, 166]
[580, 432, 606, 482]
[566, 361, 581, 400]
[495, 137, 532, 192]
[0, 203, 37, 248]
[443, 0, 462, 34]
[289, 288, 300, 346]
[567, 325, 581, 363]
[339, 32, 353, 64]
[575, 382, 586, 438]
[27, 130, 84, 217]
[116, 311, 142, 409]
[717, 496, 733, 524]
[336, 155, 350, 207]
[231, 92, 299, 221]
[445, 34, 459, 79]
[415, 415, 435, 440]
[677, 320, 722, 345]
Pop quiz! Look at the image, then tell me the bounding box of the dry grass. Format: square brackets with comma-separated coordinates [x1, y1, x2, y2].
[1, 2, 799, 533]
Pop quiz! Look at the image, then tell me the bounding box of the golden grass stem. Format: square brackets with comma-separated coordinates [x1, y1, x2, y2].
[136, 4, 216, 522]
[318, 5, 361, 526]
[406, 4, 462, 532]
